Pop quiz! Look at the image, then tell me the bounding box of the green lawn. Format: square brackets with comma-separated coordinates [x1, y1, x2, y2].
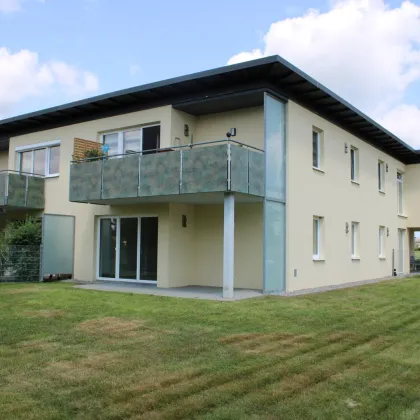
[1, 280, 420, 419]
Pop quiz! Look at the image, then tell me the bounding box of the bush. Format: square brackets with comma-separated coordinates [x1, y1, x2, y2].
[84, 148, 106, 161]
[0, 218, 42, 282]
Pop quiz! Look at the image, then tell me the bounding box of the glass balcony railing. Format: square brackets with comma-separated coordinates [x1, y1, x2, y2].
[69, 140, 264, 203]
[0, 170, 45, 209]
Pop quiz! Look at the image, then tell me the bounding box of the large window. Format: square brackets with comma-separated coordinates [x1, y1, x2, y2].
[350, 146, 359, 182]
[313, 216, 323, 259]
[102, 125, 160, 157]
[312, 129, 323, 169]
[378, 160, 385, 192]
[397, 171, 404, 215]
[17, 141, 60, 177]
[351, 222, 360, 259]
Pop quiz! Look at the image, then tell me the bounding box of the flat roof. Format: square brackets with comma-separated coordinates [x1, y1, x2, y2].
[0, 55, 418, 163]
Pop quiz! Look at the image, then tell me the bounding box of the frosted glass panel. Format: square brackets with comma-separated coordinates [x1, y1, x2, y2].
[264, 201, 286, 292]
[42, 214, 75, 276]
[265, 94, 286, 201]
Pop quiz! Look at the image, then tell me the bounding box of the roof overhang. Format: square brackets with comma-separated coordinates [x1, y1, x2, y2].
[0, 55, 418, 163]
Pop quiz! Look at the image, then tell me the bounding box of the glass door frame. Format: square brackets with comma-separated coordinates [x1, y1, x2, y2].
[96, 215, 158, 283]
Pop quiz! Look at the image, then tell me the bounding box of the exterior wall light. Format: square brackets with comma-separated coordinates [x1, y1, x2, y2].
[346, 222, 349, 233]
[184, 124, 189, 137]
[386, 163, 389, 172]
[387, 227, 390, 237]
[345, 143, 348, 153]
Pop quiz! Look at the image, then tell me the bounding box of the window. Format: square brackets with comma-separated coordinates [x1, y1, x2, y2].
[351, 222, 359, 259]
[102, 125, 160, 157]
[379, 226, 385, 258]
[397, 171, 404, 215]
[313, 216, 323, 259]
[378, 160, 385, 192]
[17, 141, 60, 177]
[350, 146, 359, 182]
[312, 129, 323, 169]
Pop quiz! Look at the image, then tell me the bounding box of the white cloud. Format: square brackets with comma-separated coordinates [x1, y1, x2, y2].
[129, 64, 141, 76]
[0, 0, 21, 13]
[0, 48, 99, 117]
[228, 0, 420, 148]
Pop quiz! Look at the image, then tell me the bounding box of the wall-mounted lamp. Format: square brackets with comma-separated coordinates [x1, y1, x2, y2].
[346, 222, 349, 233]
[386, 163, 389, 172]
[184, 124, 189, 137]
[182, 215, 187, 228]
[345, 143, 349, 153]
[387, 227, 390, 237]
[226, 128, 237, 139]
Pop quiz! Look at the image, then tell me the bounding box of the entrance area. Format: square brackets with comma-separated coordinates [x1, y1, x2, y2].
[408, 228, 420, 273]
[97, 216, 158, 282]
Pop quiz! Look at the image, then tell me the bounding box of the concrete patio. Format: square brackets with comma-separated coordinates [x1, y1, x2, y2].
[75, 282, 263, 301]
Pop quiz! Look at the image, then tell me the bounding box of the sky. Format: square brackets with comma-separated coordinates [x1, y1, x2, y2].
[1, 0, 420, 147]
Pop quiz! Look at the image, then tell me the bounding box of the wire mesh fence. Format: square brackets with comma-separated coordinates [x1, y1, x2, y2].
[0, 245, 41, 282]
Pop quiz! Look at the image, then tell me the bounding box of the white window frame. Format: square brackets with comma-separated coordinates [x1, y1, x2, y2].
[312, 130, 320, 169]
[351, 222, 359, 259]
[397, 171, 404, 215]
[378, 160, 385, 192]
[96, 215, 158, 283]
[100, 124, 160, 157]
[313, 216, 323, 260]
[379, 226, 385, 258]
[350, 146, 359, 182]
[16, 140, 61, 177]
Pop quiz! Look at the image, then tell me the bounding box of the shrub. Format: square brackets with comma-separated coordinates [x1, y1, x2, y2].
[84, 148, 106, 161]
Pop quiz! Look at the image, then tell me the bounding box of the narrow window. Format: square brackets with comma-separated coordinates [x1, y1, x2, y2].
[397, 172, 404, 215]
[312, 130, 320, 169]
[313, 216, 323, 259]
[379, 226, 385, 258]
[378, 160, 385, 192]
[350, 146, 359, 182]
[351, 222, 359, 258]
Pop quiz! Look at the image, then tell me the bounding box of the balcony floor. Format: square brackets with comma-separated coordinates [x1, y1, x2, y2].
[75, 282, 263, 301]
[80, 191, 264, 206]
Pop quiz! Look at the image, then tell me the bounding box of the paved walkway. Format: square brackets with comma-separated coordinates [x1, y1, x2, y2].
[75, 282, 263, 301]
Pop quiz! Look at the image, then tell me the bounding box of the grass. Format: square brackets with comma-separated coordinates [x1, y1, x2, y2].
[1, 280, 420, 419]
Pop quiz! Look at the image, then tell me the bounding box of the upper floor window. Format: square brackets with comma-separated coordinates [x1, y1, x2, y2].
[102, 125, 160, 157]
[312, 128, 323, 170]
[397, 171, 404, 215]
[350, 146, 359, 182]
[17, 141, 60, 177]
[378, 160, 385, 192]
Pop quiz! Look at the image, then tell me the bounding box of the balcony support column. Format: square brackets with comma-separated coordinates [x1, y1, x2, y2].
[223, 192, 235, 299]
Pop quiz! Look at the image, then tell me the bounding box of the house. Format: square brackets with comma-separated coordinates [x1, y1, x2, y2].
[0, 55, 419, 297]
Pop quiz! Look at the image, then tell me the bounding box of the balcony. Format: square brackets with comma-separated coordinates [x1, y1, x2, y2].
[0, 171, 45, 209]
[69, 141, 264, 204]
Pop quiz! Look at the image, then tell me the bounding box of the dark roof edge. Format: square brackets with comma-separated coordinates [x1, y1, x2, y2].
[0, 56, 278, 126]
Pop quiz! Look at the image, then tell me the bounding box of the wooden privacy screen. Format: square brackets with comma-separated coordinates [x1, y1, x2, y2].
[73, 138, 102, 161]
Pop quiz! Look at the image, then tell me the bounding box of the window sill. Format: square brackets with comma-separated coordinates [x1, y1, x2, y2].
[351, 180, 360, 186]
[351, 257, 360, 261]
[45, 174, 59, 179]
[313, 257, 325, 262]
[312, 167, 325, 174]
[398, 214, 408, 219]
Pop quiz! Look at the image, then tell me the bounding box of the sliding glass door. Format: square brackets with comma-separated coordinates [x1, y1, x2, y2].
[98, 216, 158, 282]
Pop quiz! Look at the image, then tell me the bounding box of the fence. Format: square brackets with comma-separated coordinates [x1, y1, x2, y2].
[0, 245, 42, 282]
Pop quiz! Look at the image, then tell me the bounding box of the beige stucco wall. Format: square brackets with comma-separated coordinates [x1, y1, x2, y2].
[403, 164, 420, 228]
[286, 100, 409, 291]
[193, 203, 263, 289]
[0, 151, 8, 171]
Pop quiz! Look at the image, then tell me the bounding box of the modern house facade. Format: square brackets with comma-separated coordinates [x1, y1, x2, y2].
[0, 55, 419, 297]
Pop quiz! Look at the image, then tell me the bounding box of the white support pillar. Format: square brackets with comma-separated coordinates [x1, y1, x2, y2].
[223, 192, 235, 299]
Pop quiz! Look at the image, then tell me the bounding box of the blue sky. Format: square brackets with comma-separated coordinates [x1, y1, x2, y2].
[1, 0, 420, 146]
